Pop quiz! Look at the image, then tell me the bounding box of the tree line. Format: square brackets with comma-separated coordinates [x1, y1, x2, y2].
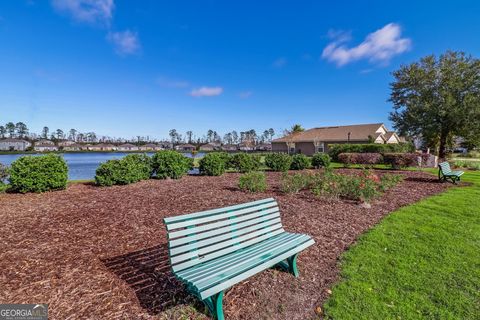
[0, 121, 277, 146]
[169, 128, 275, 145]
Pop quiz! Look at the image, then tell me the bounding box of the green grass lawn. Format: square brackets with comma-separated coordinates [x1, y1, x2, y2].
[323, 170, 480, 319]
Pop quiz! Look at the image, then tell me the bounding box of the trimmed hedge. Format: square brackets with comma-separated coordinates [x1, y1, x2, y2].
[95, 154, 153, 186]
[290, 154, 311, 170]
[229, 153, 261, 172]
[9, 154, 68, 193]
[312, 153, 331, 168]
[337, 153, 383, 166]
[328, 143, 414, 161]
[383, 153, 419, 169]
[152, 150, 191, 179]
[199, 153, 226, 176]
[265, 153, 292, 172]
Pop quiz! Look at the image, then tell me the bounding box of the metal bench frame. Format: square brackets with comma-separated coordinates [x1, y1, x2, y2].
[164, 198, 314, 319]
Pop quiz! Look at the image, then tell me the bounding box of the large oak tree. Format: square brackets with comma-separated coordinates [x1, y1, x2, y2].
[389, 51, 480, 158]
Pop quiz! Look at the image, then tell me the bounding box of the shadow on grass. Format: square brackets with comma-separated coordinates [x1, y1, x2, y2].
[101, 244, 201, 315]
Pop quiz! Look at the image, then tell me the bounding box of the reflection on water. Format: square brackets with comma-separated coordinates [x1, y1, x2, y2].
[0, 152, 204, 180]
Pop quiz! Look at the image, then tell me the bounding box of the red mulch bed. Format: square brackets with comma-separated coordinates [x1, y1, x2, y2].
[0, 170, 450, 319]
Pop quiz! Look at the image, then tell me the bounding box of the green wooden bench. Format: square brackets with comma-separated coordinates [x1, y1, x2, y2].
[164, 198, 315, 319]
[438, 161, 464, 184]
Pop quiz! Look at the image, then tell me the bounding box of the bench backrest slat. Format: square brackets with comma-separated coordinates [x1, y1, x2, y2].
[164, 198, 285, 272]
[439, 162, 452, 174]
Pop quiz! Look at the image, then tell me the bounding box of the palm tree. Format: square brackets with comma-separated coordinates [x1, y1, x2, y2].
[291, 124, 305, 133]
[0, 125, 6, 138]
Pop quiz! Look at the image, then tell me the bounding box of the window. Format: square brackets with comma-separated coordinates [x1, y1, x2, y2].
[289, 147, 295, 154]
[316, 142, 325, 153]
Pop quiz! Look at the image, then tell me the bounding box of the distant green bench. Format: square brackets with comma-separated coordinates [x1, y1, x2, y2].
[438, 161, 464, 184]
[164, 198, 315, 319]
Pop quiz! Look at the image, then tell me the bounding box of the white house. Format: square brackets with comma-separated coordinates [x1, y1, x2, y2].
[0, 138, 31, 151]
[34, 143, 58, 152]
[118, 143, 139, 151]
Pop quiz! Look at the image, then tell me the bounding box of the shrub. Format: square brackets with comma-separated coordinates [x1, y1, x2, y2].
[95, 154, 153, 186]
[453, 160, 480, 170]
[310, 169, 343, 199]
[464, 151, 480, 159]
[238, 171, 267, 192]
[199, 153, 226, 176]
[290, 154, 311, 170]
[152, 150, 191, 179]
[328, 143, 415, 161]
[378, 174, 404, 192]
[264, 153, 292, 172]
[311, 153, 331, 168]
[9, 154, 68, 193]
[215, 152, 231, 168]
[383, 153, 419, 169]
[229, 153, 261, 172]
[337, 153, 383, 167]
[280, 172, 311, 193]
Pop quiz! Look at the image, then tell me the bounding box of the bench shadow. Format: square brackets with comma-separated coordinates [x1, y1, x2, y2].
[404, 176, 441, 183]
[101, 244, 201, 315]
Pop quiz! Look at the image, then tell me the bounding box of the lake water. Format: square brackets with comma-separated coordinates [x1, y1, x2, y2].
[0, 152, 204, 180]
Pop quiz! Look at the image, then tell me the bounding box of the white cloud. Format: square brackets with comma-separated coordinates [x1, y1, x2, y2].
[156, 76, 189, 89]
[51, 0, 114, 26]
[189, 86, 223, 97]
[322, 23, 411, 66]
[107, 30, 140, 56]
[272, 57, 287, 68]
[238, 91, 253, 99]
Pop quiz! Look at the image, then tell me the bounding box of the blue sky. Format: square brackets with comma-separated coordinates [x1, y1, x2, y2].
[1, 1, 479, 140]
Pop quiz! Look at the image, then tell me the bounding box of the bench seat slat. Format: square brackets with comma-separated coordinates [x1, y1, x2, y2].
[169, 218, 283, 255]
[169, 211, 280, 247]
[168, 207, 279, 239]
[198, 238, 315, 299]
[172, 228, 285, 272]
[166, 202, 278, 231]
[188, 234, 309, 286]
[165, 198, 275, 224]
[170, 226, 284, 263]
[177, 232, 299, 279]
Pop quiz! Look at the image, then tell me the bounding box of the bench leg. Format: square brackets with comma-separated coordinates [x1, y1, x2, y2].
[203, 291, 224, 320]
[274, 253, 300, 277]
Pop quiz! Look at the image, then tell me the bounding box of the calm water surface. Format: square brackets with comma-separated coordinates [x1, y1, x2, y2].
[0, 152, 204, 180]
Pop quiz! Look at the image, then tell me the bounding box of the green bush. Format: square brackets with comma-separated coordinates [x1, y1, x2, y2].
[312, 153, 331, 168]
[453, 160, 480, 170]
[464, 151, 480, 159]
[199, 153, 226, 176]
[95, 154, 153, 186]
[9, 154, 68, 193]
[328, 143, 414, 161]
[152, 150, 191, 179]
[265, 153, 292, 172]
[280, 172, 311, 193]
[310, 169, 397, 203]
[229, 153, 261, 172]
[378, 174, 404, 192]
[290, 154, 311, 170]
[238, 171, 267, 192]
